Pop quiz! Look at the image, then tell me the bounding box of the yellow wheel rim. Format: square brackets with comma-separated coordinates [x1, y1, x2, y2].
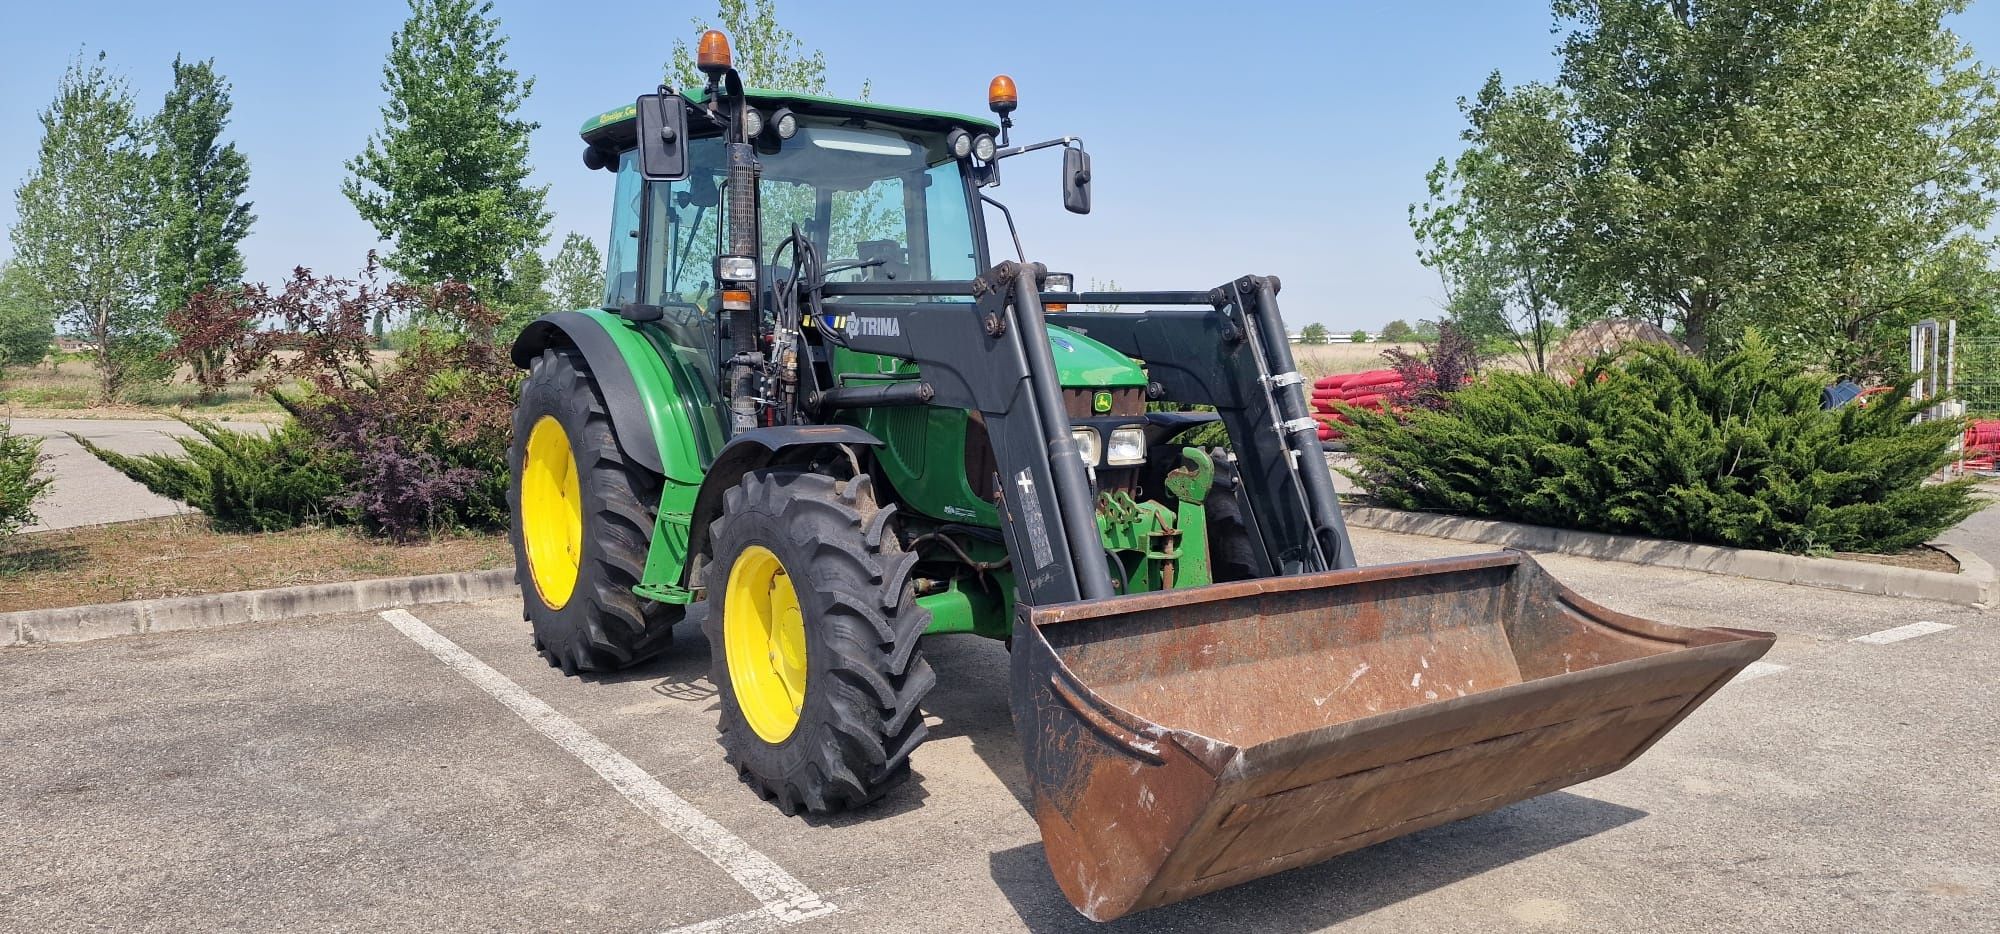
[724, 545, 808, 744]
[521, 415, 584, 609]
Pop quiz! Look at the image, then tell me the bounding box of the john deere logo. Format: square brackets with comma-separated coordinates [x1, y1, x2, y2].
[1092, 391, 1113, 413]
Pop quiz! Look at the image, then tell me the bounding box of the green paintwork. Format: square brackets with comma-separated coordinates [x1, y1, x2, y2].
[580, 87, 998, 139]
[1165, 448, 1216, 589]
[1045, 324, 1147, 388]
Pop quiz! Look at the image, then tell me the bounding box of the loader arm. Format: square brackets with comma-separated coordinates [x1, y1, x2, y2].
[818, 263, 1351, 607]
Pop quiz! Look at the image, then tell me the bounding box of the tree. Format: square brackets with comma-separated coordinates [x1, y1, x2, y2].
[0, 262, 57, 373]
[153, 56, 255, 396]
[1348, 329, 1370, 344]
[546, 232, 605, 310]
[10, 54, 164, 403]
[1414, 319, 1441, 341]
[1411, 76, 1577, 375]
[1428, 0, 2000, 375]
[1299, 323, 1330, 345]
[345, 0, 550, 301]
[1381, 319, 1414, 342]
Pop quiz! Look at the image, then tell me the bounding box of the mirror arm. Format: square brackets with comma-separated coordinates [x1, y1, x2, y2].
[995, 135, 1079, 161]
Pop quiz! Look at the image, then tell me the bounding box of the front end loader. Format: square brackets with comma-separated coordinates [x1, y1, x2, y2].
[507, 31, 1774, 922]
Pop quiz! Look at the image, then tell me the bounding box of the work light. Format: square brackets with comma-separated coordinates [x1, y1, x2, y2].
[973, 133, 997, 162]
[947, 128, 973, 160]
[772, 107, 797, 139]
[716, 254, 757, 283]
[741, 108, 764, 139]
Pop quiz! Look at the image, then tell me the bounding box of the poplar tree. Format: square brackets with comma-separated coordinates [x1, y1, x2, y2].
[153, 56, 255, 391]
[344, 0, 549, 301]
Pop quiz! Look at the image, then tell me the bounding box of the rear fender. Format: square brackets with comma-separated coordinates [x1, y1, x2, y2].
[513, 310, 709, 480]
[685, 426, 885, 589]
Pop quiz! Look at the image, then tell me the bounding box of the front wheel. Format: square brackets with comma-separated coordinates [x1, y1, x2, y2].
[509, 346, 678, 674]
[691, 469, 935, 815]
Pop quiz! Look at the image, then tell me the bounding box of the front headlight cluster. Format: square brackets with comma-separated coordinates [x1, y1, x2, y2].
[1072, 426, 1146, 467]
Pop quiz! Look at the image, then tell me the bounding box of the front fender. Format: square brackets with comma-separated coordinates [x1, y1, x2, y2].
[685, 425, 886, 578]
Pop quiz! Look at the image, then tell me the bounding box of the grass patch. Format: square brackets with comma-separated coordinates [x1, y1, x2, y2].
[0, 515, 511, 613]
[0, 359, 292, 419]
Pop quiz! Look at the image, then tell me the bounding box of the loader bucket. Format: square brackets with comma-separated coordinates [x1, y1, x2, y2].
[1009, 551, 1773, 921]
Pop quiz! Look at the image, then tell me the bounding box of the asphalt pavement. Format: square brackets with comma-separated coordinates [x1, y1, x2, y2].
[8, 418, 209, 531]
[3, 525, 1993, 933]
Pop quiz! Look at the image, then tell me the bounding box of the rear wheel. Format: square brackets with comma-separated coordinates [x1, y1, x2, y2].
[510, 347, 678, 674]
[691, 469, 935, 815]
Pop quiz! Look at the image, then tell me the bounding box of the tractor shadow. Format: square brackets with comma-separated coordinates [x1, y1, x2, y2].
[915, 634, 1650, 932]
[585, 624, 937, 824]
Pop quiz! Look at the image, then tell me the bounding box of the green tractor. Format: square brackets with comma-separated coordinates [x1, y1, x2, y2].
[508, 32, 1773, 921]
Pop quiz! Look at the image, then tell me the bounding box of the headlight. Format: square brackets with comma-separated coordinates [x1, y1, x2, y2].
[973, 133, 997, 162]
[1071, 428, 1101, 466]
[1105, 427, 1146, 466]
[741, 108, 765, 138]
[715, 254, 757, 282]
[772, 107, 797, 139]
[947, 128, 973, 159]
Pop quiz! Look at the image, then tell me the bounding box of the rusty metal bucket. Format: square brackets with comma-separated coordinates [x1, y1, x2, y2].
[1009, 551, 1773, 921]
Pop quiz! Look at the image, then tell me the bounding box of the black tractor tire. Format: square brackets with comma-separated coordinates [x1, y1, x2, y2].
[1205, 452, 1260, 583]
[690, 469, 936, 815]
[510, 346, 679, 675]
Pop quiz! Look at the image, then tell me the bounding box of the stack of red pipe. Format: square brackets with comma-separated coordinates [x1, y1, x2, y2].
[1964, 419, 2000, 472]
[1309, 368, 1406, 441]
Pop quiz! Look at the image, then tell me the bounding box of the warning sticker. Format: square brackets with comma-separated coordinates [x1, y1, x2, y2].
[1014, 469, 1055, 570]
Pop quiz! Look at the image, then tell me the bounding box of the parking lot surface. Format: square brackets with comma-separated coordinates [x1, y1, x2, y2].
[3, 526, 1995, 932]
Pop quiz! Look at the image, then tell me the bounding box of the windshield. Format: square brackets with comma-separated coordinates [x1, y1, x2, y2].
[641, 118, 979, 309]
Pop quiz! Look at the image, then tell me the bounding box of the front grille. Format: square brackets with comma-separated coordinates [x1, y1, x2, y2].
[1063, 387, 1145, 419]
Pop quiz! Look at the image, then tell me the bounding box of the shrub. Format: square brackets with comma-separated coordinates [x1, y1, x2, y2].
[171, 256, 519, 540]
[0, 422, 52, 536]
[72, 418, 345, 533]
[1342, 335, 1980, 554]
[1380, 321, 1479, 412]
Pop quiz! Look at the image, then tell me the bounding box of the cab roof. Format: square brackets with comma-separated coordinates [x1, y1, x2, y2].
[580, 87, 998, 150]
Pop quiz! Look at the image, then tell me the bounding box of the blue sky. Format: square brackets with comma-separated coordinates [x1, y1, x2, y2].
[3, 1, 1998, 330]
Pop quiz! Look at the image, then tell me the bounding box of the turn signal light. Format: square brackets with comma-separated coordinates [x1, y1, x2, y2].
[988, 74, 1018, 115]
[698, 30, 733, 75]
[722, 288, 753, 311]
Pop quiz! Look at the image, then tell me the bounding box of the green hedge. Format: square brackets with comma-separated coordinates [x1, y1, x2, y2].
[1341, 336, 1980, 554]
[72, 418, 347, 533]
[0, 422, 50, 536]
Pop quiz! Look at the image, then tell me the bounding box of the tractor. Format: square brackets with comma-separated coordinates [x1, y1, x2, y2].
[507, 31, 1773, 922]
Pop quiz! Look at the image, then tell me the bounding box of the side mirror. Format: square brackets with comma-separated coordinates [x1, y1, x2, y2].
[1062, 146, 1091, 215]
[635, 92, 690, 181]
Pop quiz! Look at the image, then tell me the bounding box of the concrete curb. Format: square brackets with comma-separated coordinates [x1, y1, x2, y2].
[3, 567, 519, 647]
[1344, 506, 1998, 608]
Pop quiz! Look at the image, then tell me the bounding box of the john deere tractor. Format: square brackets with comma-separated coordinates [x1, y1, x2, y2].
[508, 31, 1772, 921]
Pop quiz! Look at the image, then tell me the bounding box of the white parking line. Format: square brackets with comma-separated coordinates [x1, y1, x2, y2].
[1733, 661, 1789, 683]
[380, 609, 836, 928]
[1851, 621, 1956, 645]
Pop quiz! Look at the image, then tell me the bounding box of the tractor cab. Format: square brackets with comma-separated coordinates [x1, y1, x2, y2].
[581, 90, 997, 315]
